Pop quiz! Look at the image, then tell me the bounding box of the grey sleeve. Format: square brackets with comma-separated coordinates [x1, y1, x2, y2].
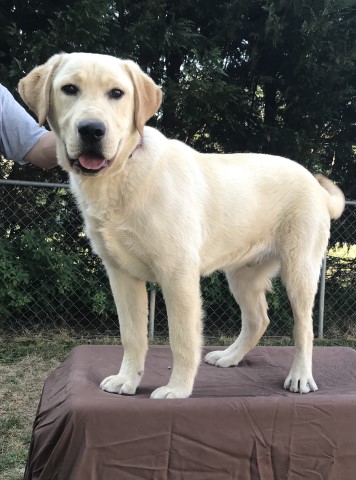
[0, 84, 47, 164]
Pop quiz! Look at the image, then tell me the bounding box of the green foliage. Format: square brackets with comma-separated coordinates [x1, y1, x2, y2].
[0, 227, 115, 328]
[323, 254, 356, 336]
[0, 185, 116, 331]
[0, 238, 31, 318]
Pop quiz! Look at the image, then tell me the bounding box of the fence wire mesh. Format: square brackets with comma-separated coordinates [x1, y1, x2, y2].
[0, 180, 355, 339]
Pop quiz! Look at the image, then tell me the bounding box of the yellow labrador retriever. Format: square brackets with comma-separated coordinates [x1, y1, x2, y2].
[19, 53, 344, 399]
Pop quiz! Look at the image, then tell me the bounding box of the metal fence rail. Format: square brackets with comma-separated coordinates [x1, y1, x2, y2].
[0, 179, 355, 339]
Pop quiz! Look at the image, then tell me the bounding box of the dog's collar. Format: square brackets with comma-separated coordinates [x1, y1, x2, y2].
[129, 137, 143, 158]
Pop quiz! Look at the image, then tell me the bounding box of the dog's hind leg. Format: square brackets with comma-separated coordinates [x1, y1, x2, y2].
[205, 259, 279, 367]
[280, 217, 330, 393]
[281, 256, 323, 393]
[100, 267, 148, 395]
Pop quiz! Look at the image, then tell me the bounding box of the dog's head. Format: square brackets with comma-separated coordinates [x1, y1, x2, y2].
[18, 53, 162, 176]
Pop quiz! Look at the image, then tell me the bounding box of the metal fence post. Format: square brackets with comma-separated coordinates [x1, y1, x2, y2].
[318, 255, 327, 339]
[149, 289, 156, 340]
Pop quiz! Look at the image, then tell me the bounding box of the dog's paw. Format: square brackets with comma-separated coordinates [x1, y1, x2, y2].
[100, 374, 138, 395]
[215, 355, 239, 368]
[204, 350, 239, 367]
[283, 372, 318, 394]
[150, 385, 191, 399]
[204, 350, 226, 366]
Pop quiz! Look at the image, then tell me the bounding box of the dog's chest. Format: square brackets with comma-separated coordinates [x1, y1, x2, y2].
[71, 180, 155, 280]
[86, 215, 156, 281]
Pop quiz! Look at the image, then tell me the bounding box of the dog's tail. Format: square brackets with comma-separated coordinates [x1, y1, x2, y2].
[315, 174, 345, 220]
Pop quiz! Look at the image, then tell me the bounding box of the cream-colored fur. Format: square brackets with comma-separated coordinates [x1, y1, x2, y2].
[19, 53, 345, 399]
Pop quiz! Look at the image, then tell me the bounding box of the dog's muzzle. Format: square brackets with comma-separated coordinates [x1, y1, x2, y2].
[69, 119, 110, 175]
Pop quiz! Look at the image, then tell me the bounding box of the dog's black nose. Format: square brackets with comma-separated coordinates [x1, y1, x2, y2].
[78, 120, 106, 143]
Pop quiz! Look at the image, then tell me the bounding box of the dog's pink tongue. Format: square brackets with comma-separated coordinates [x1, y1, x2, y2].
[78, 154, 106, 170]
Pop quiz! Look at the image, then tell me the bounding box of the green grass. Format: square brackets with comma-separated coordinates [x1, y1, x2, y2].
[0, 335, 109, 364]
[0, 332, 355, 479]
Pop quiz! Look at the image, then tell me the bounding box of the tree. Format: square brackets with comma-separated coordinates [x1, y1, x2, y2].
[1, 0, 355, 194]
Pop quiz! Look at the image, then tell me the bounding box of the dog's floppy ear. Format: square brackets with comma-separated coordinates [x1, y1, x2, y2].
[124, 61, 162, 135]
[18, 54, 63, 126]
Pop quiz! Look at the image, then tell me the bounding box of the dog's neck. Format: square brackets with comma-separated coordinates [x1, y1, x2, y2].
[129, 136, 143, 158]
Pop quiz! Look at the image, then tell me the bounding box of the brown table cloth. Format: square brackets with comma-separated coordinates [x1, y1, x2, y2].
[24, 345, 356, 479]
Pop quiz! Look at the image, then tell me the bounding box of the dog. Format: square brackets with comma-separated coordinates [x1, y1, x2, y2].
[19, 52, 345, 399]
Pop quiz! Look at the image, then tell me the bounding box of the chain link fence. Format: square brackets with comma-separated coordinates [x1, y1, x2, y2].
[1, 179, 355, 339]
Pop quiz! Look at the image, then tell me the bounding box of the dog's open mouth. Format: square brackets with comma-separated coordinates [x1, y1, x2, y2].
[69, 153, 110, 175]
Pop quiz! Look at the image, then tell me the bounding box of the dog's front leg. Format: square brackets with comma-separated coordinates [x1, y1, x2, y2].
[151, 271, 202, 399]
[100, 267, 148, 395]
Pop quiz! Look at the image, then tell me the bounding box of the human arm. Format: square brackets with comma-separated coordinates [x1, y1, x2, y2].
[23, 131, 57, 169]
[0, 84, 57, 168]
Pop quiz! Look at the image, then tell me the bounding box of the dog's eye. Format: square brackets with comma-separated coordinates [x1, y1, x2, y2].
[61, 84, 79, 96]
[109, 88, 124, 99]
